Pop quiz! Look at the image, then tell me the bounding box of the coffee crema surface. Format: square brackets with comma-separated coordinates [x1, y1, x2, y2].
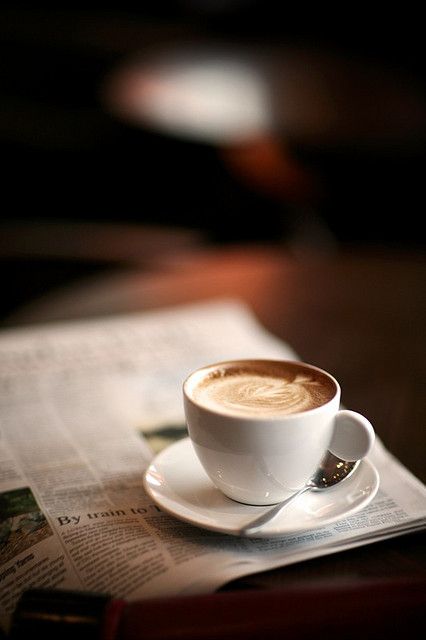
[191, 361, 336, 417]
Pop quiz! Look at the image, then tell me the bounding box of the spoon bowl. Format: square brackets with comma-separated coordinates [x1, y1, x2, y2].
[239, 451, 360, 536]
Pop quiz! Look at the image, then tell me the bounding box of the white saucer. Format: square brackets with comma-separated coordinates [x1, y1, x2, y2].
[143, 438, 380, 538]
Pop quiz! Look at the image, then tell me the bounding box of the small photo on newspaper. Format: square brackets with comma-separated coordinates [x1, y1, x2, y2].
[0, 487, 53, 565]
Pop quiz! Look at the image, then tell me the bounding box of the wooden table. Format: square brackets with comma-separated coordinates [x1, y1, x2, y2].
[4, 243, 426, 637]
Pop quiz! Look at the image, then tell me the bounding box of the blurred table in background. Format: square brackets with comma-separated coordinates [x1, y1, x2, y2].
[1, 8, 425, 249]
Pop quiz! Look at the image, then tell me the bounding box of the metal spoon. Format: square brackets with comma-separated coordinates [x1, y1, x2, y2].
[239, 452, 360, 536]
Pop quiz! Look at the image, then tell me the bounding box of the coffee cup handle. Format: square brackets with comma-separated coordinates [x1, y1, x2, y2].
[328, 410, 375, 461]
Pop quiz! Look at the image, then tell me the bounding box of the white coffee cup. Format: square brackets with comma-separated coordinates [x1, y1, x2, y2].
[183, 359, 375, 505]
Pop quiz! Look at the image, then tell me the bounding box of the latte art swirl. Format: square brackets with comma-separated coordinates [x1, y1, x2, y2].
[192, 365, 336, 417]
[199, 374, 320, 415]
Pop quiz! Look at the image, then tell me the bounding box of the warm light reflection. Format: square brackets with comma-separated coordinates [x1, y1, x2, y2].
[220, 134, 321, 204]
[106, 49, 272, 143]
[104, 43, 426, 148]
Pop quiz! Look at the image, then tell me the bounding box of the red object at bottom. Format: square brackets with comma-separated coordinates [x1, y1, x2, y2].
[10, 578, 426, 639]
[114, 578, 426, 640]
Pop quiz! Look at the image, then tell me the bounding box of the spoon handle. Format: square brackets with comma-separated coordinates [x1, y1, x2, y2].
[239, 485, 312, 536]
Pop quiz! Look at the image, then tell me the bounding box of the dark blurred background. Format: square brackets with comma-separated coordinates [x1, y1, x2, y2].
[1, 3, 425, 320]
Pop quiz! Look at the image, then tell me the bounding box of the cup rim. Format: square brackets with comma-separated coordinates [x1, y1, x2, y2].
[183, 358, 340, 421]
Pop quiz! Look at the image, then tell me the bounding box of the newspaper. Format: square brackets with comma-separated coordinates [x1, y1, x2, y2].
[1, 299, 425, 631]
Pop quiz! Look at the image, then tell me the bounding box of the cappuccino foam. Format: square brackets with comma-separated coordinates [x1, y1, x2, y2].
[191, 361, 336, 417]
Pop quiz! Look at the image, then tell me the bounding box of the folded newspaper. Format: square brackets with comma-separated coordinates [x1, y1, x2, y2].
[1, 299, 425, 631]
